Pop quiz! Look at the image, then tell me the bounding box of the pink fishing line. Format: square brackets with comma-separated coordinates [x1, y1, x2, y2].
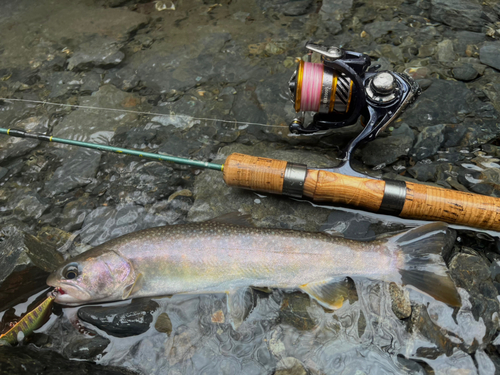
[300, 62, 323, 112]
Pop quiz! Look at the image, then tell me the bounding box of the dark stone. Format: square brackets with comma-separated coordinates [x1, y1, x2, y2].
[453, 31, 486, 57]
[80, 71, 102, 94]
[279, 292, 316, 331]
[61, 197, 97, 232]
[44, 148, 101, 196]
[282, 0, 314, 16]
[452, 64, 478, 81]
[480, 43, 500, 71]
[389, 283, 411, 319]
[0, 117, 49, 162]
[449, 253, 500, 345]
[430, 0, 485, 32]
[361, 123, 414, 167]
[364, 21, 410, 39]
[78, 299, 159, 337]
[0, 345, 138, 374]
[79, 204, 169, 246]
[0, 225, 63, 311]
[400, 80, 473, 131]
[67, 37, 125, 71]
[63, 335, 111, 360]
[155, 312, 173, 335]
[410, 124, 445, 161]
[44, 72, 82, 98]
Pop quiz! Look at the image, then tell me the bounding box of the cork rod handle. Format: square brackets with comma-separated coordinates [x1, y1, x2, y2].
[223, 153, 500, 231]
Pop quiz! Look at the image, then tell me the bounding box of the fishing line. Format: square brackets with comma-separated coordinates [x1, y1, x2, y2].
[0, 97, 286, 129]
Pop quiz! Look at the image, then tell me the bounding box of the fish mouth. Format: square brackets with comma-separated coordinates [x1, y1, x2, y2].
[47, 280, 92, 306]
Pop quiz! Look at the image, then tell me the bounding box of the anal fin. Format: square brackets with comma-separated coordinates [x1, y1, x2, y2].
[300, 278, 352, 310]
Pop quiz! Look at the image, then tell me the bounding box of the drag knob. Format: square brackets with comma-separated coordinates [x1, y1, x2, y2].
[370, 72, 395, 95]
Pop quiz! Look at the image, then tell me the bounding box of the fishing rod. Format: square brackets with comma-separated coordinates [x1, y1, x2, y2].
[2, 126, 500, 231]
[1, 42, 500, 231]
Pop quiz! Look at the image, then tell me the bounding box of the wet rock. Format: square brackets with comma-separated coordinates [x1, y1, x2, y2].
[480, 43, 500, 71]
[0, 116, 48, 162]
[68, 37, 124, 71]
[389, 283, 411, 319]
[275, 357, 308, 375]
[319, 0, 353, 33]
[78, 299, 159, 337]
[282, 0, 314, 16]
[60, 196, 97, 232]
[436, 39, 455, 62]
[279, 292, 316, 331]
[44, 148, 101, 196]
[0, 225, 63, 311]
[452, 64, 479, 81]
[44, 71, 82, 98]
[13, 195, 51, 222]
[364, 21, 410, 39]
[80, 71, 101, 94]
[63, 335, 111, 360]
[52, 85, 147, 144]
[410, 124, 445, 161]
[361, 123, 414, 167]
[0, 345, 138, 375]
[79, 204, 167, 247]
[449, 253, 500, 346]
[155, 312, 173, 335]
[430, 0, 485, 32]
[400, 80, 475, 131]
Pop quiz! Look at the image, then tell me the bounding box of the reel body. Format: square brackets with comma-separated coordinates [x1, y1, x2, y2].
[288, 43, 420, 176]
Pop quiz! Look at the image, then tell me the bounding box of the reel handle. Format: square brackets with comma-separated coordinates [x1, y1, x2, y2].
[223, 153, 500, 231]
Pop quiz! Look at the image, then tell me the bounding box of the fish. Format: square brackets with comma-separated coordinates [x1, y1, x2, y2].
[46, 216, 461, 327]
[0, 294, 55, 345]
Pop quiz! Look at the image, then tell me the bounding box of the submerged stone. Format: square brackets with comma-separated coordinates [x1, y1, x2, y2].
[78, 299, 159, 337]
[62, 335, 111, 360]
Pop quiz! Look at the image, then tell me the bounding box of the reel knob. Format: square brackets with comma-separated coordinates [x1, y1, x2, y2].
[370, 72, 395, 95]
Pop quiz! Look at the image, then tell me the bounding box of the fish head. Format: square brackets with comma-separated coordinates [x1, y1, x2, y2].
[47, 250, 136, 306]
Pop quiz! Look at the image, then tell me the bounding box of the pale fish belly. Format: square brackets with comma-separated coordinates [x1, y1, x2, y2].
[117, 223, 396, 298]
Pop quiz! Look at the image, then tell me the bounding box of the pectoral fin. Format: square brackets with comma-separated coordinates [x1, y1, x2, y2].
[300, 278, 352, 310]
[122, 273, 144, 300]
[226, 288, 254, 330]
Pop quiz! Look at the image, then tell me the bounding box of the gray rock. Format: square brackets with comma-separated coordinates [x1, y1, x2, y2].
[453, 31, 486, 57]
[400, 80, 474, 131]
[80, 71, 101, 94]
[78, 299, 159, 337]
[449, 253, 500, 346]
[0, 225, 63, 311]
[364, 21, 410, 39]
[430, 0, 485, 32]
[283, 0, 314, 16]
[410, 124, 445, 161]
[480, 43, 500, 71]
[63, 335, 111, 360]
[0, 116, 48, 162]
[61, 196, 97, 232]
[452, 64, 478, 81]
[361, 123, 415, 167]
[319, 0, 352, 33]
[13, 195, 51, 222]
[79, 204, 168, 247]
[67, 37, 125, 71]
[0, 345, 137, 375]
[44, 148, 101, 196]
[436, 39, 456, 62]
[45, 71, 82, 98]
[52, 85, 147, 145]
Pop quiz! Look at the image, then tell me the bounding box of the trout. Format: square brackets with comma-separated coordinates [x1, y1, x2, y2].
[47, 216, 460, 323]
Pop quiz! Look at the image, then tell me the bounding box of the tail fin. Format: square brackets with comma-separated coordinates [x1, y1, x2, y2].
[390, 222, 461, 307]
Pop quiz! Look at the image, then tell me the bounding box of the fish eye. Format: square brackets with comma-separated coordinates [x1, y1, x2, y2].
[63, 264, 79, 280]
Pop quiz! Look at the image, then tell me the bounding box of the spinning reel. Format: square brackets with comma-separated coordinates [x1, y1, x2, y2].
[288, 42, 420, 176]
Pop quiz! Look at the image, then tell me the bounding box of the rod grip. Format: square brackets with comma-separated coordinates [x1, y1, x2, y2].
[304, 169, 500, 231]
[400, 181, 500, 230]
[223, 153, 287, 194]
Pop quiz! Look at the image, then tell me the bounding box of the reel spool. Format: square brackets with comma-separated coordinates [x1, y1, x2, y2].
[287, 42, 421, 176]
[290, 60, 353, 114]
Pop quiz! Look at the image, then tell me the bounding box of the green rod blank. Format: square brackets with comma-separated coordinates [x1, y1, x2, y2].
[0, 127, 223, 171]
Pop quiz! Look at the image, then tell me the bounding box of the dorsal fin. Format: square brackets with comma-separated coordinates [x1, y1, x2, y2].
[210, 212, 254, 227]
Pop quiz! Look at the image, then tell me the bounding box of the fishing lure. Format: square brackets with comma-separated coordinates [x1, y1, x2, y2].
[0, 291, 57, 345]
